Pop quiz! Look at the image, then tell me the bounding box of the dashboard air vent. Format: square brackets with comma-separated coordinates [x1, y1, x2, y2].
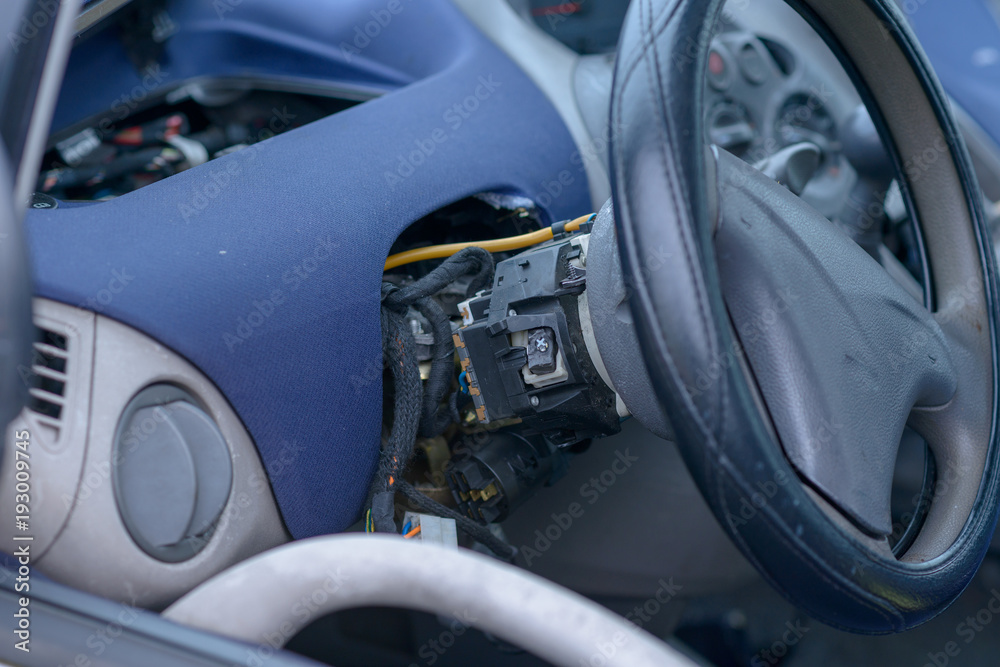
[25, 327, 69, 435]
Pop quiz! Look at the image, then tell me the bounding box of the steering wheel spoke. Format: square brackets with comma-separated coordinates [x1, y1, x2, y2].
[901, 302, 994, 560]
[714, 148, 958, 538]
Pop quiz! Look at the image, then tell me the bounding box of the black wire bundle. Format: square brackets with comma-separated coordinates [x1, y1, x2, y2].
[370, 283, 424, 533]
[382, 247, 493, 439]
[411, 295, 454, 437]
[396, 479, 517, 562]
[370, 248, 496, 539]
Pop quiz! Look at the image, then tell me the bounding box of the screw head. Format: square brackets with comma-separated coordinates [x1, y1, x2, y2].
[529, 396, 540, 407]
[534, 337, 549, 352]
[508, 309, 517, 317]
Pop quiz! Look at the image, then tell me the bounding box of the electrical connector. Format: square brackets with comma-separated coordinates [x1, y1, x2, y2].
[402, 512, 458, 549]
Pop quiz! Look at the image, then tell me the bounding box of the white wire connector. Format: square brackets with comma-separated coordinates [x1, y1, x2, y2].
[402, 512, 458, 549]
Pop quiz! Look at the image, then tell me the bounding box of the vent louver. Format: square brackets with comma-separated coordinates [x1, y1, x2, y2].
[25, 327, 69, 436]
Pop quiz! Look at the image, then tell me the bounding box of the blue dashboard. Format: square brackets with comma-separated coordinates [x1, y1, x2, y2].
[28, 0, 591, 538]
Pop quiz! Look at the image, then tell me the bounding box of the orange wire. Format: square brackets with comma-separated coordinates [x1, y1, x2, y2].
[383, 213, 592, 271]
[404, 525, 422, 539]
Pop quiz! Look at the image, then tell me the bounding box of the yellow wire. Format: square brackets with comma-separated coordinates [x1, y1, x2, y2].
[384, 213, 593, 272]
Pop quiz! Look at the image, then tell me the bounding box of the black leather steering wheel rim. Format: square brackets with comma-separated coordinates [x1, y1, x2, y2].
[610, 0, 1000, 633]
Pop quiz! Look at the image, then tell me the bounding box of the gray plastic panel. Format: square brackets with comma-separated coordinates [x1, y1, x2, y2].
[0, 564, 321, 667]
[15, 300, 288, 609]
[450, 0, 611, 210]
[1, 300, 95, 561]
[586, 199, 675, 440]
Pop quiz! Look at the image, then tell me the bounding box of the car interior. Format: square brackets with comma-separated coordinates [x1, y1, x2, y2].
[4, 0, 1000, 665]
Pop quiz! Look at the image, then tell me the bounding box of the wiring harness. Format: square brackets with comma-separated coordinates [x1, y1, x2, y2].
[370, 214, 599, 561]
[369, 248, 516, 555]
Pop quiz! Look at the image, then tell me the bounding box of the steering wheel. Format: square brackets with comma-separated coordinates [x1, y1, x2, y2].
[610, 0, 1000, 632]
[0, 163, 32, 438]
[165, 535, 694, 667]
